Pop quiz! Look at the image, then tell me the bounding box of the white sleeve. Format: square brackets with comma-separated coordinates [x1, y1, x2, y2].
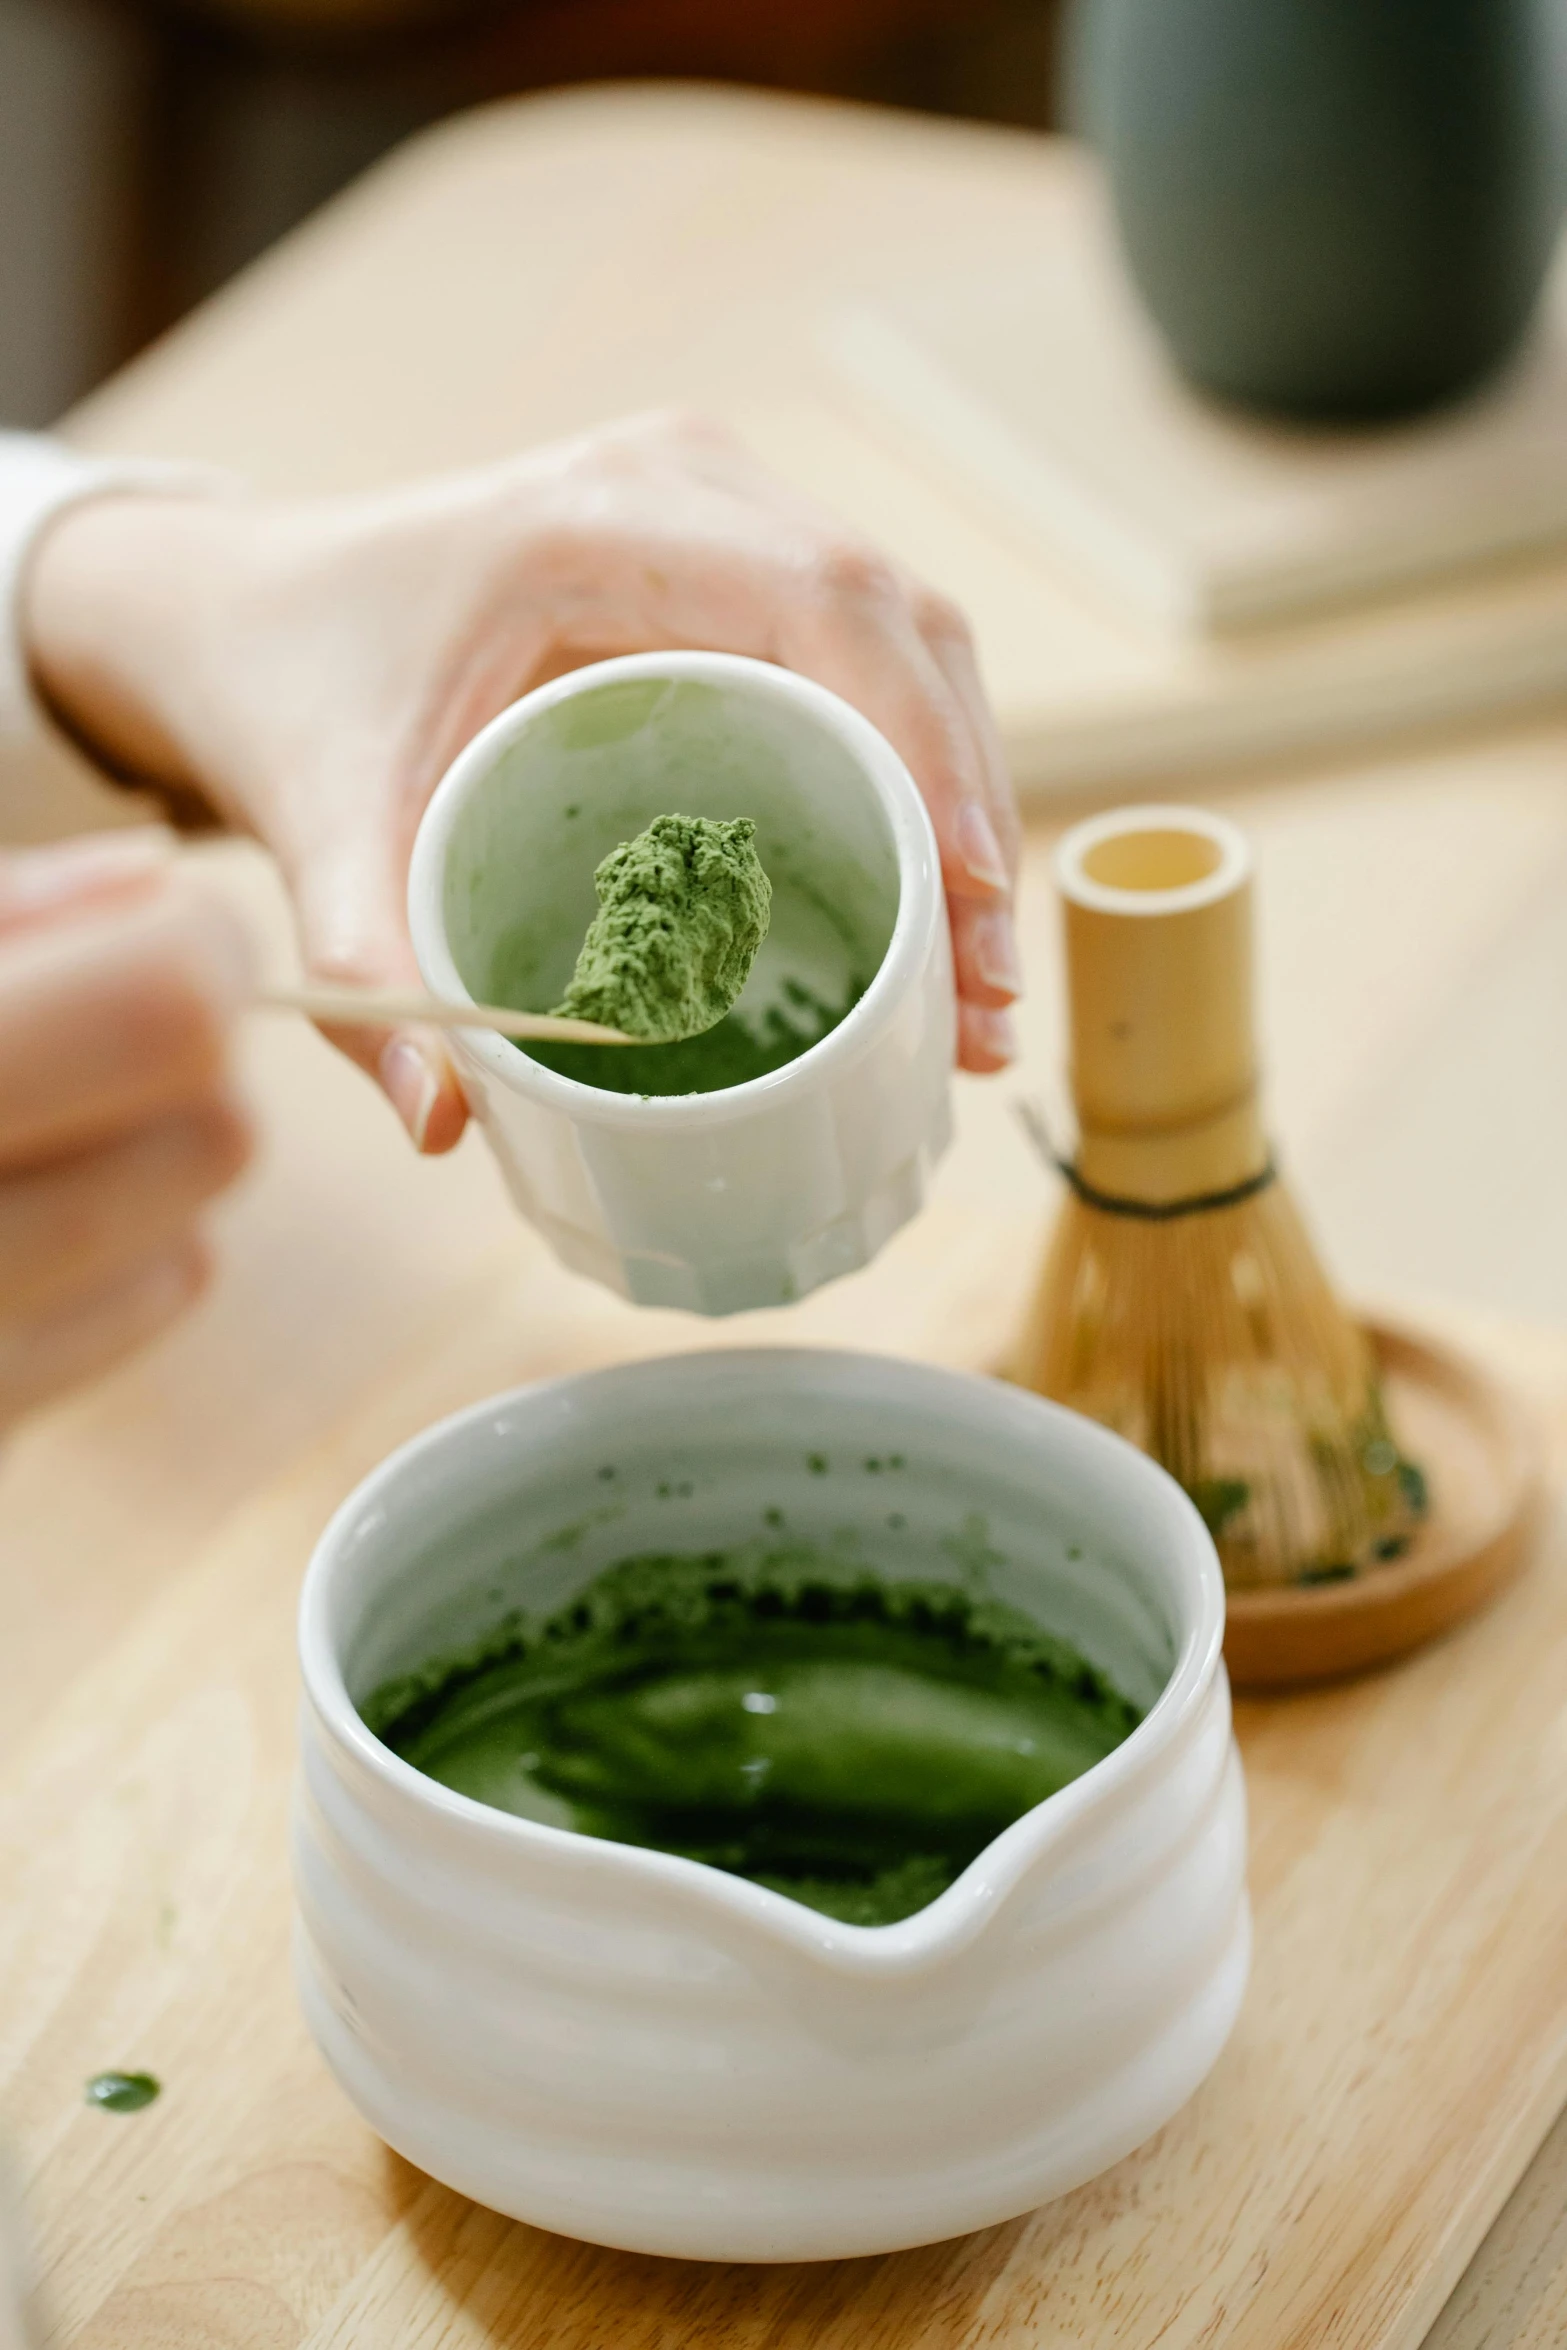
[0, 432, 232, 755]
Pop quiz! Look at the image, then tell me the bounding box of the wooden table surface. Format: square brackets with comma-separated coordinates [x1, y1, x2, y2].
[4, 82, 1567, 2348]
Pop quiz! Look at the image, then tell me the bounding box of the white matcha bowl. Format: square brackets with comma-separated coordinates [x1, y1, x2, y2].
[294, 1349, 1250, 2263]
[407, 653, 955, 1316]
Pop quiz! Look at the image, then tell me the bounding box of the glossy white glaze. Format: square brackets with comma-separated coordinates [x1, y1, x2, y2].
[407, 654, 954, 1316]
[295, 1350, 1249, 2262]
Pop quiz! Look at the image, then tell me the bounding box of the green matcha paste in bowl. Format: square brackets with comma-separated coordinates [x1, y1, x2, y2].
[365, 1549, 1140, 1928]
[301, 1348, 1241, 2260]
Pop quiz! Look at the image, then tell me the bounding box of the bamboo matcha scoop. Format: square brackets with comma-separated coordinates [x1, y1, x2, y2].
[259, 812, 773, 1052]
[255, 985, 636, 1046]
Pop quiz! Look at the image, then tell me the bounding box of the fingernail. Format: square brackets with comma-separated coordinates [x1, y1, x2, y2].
[2, 826, 175, 915]
[954, 804, 1009, 893]
[381, 1036, 441, 1150]
[971, 909, 1022, 997]
[968, 1005, 1018, 1065]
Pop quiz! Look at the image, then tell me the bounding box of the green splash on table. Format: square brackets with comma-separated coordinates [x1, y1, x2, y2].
[366, 1548, 1141, 1926]
[85, 2071, 160, 2115]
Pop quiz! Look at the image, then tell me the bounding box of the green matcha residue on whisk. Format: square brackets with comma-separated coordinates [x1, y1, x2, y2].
[553, 814, 772, 1044]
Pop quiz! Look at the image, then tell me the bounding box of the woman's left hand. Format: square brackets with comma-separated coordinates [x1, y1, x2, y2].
[24, 412, 1022, 1152]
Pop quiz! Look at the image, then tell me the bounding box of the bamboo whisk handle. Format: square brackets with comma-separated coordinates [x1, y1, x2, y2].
[1053, 806, 1268, 1210]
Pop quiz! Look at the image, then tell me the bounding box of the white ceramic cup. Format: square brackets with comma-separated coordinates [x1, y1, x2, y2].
[295, 1348, 1250, 2263]
[407, 652, 955, 1316]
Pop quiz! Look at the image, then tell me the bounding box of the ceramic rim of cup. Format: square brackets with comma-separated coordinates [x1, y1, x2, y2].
[297, 1347, 1227, 1977]
[406, 650, 947, 1128]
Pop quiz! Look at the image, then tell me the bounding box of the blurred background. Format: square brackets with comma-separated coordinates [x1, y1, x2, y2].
[0, 0, 1069, 424]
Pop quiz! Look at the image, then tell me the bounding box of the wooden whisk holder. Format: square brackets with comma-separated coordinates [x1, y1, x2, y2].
[1014, 806, 1540, 1686]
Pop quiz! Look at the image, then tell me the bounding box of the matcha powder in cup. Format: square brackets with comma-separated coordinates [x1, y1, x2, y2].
[553, 813, 772, 1045]
[406, 648, 954, 1313]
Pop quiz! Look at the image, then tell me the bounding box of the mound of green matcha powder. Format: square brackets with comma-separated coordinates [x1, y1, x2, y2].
[553, 813, 772, 1045]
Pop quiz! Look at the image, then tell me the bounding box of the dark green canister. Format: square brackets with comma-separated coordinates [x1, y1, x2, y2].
[1065, 0, 1566, 421]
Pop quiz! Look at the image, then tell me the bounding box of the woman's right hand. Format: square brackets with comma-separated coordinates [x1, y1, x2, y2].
[0, 828, 255, 1434]
[25, 412, 1022, 1154]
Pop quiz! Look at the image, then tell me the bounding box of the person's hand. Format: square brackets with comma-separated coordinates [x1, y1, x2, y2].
[0, 830, 254, 1433]
[24, 412, 1022, 1154]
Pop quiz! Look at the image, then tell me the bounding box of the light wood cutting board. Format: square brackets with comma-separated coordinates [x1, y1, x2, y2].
[3, 1240, 1566, 2350]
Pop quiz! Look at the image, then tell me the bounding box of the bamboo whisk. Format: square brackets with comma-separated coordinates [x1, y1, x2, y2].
[1015, 807, 1422, 1592]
